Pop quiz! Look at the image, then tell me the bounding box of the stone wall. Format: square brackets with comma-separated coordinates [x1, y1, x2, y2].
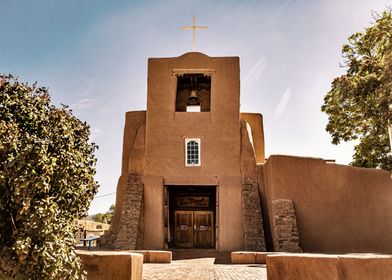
[271, 199, 302, 252]
[239, 119, 266, 251]
[241, 177, 266, 251]
[104, 174, 144, 249]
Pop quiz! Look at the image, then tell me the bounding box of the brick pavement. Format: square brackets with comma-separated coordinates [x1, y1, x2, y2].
[142, 257, 267, 280]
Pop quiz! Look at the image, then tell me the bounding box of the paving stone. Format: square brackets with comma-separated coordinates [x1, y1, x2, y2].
[142, 257, 267, 280]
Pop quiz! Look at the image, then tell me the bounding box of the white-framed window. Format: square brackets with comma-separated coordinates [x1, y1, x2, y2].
[185, 138, 201, 166]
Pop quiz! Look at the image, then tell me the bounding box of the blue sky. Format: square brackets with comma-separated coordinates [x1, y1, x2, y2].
[1, 0, 391, 214]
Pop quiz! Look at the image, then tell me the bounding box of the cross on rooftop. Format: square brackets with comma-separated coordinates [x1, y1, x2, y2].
[180, 16, 208, 52]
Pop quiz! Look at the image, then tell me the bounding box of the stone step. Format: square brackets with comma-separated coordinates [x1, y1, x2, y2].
[170, 249, 232, 264]
[231, 251, 278, 264]
[130, 250, 172, 263]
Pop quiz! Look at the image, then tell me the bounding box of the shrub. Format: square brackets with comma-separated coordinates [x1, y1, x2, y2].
[0, 75, 98, 279]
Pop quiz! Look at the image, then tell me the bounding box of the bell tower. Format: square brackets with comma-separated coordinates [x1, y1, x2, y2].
[142, 52, 246, 250]
[144, 52, 241, 178]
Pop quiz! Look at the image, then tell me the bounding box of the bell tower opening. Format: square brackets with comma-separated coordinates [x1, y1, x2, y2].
[175, 73, 211, 112]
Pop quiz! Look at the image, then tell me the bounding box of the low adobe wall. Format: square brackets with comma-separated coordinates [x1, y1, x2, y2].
[266, 253, 392, 280]
[129, 250, 172, 263]
[263, 155, 392, 253]
[77, 251, 143, 280]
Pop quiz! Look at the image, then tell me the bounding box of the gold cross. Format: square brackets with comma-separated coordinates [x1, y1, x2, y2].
[180, 16, 208, 52]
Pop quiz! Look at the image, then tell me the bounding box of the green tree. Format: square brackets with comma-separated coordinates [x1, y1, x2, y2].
[321, 8, 392, 171]
[92, 204, 115, 224]
[0, 75, 99, 279]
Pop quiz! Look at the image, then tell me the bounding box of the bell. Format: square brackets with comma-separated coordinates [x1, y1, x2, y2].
[188, 90, 200, 104]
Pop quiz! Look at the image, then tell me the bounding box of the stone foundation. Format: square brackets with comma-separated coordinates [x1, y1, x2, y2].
[241, 177, 266, 251]
[104, 174, 144, 249]
[271, 199, 302, 252]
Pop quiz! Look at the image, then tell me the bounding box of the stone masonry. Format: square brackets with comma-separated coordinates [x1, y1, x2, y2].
[271, 199, 302, 252]
[109, 174, 144, 249]
[241, 177, 266, 251]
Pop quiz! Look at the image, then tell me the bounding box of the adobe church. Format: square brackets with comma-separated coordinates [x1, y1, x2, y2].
[102, 51, 392, 254]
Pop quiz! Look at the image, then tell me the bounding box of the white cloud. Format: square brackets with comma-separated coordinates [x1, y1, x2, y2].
[90, 126, 103, 142]
[243, 56, 266, 86]
[273, 87, 292, 118]
[70, 98, 96, 111]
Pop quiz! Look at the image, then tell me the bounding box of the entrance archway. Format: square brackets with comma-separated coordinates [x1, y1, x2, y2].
[167, 186, 216, 249]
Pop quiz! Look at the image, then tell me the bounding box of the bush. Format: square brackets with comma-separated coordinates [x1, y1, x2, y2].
[92, 204, 115, 224]
[0, 75, 99, 279]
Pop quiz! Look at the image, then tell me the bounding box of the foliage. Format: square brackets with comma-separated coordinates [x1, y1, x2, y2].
[321, 8, 392, 171]
[0, 75, 99, 279]
[92, 204, 115, 224]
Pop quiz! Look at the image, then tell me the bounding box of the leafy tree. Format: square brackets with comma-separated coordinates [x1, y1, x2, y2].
[321, 8, 392, 171]
[0, 75, 99, 279]
[92, 204, 115, 224]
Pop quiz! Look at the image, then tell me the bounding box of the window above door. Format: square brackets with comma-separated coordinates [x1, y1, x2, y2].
[185, 138, 201, 166]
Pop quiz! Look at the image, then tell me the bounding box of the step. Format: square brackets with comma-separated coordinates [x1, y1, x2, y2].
[130, 250, 172, 263]
[170, 249, 232, 264]
[231, 251, 278, 264]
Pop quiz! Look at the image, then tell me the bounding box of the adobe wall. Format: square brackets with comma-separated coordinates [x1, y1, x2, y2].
[101, 111, 146, 248]
[266, 253, 392, 280]
[264, 155, 392, 253]
[143, 175, 165, 249]
[77, 251, 143, 280]
[111, 111, 146, 234]
[240, 113, 265, 164]
[218, 177, 244, 250]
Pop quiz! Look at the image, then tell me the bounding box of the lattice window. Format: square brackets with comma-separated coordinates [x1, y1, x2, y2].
[185, 138, 201, 166]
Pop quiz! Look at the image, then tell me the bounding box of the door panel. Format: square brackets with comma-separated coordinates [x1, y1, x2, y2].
[175, 211, 193, 248]
[194, 211, 213, 248]
[174, 210, 214, 248]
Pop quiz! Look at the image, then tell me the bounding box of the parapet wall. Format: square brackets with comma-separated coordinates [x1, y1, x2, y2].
[263, 155, 392, 253]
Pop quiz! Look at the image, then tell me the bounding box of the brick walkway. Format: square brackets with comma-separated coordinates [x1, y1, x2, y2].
[142, 258, 267, 280]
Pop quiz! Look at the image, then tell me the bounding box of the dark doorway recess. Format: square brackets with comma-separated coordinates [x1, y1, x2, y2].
[168, 186, 216, 249]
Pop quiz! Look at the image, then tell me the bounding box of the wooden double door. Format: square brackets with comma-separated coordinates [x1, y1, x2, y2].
[174, 210, 214, 248]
